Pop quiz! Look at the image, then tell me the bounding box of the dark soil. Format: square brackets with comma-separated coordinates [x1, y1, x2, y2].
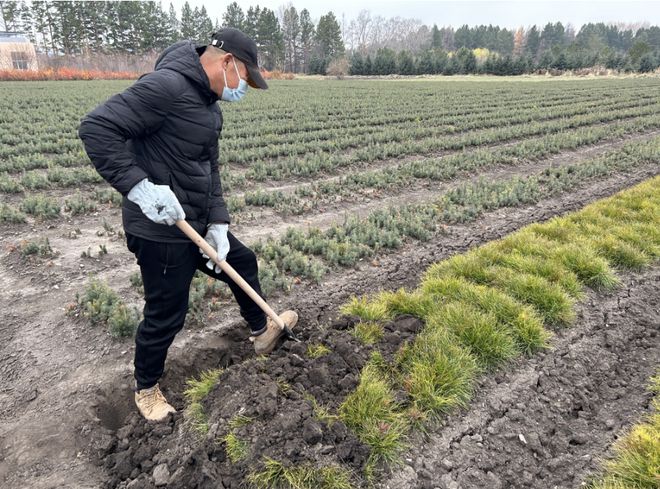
[91, 312, 424, 488]
[94, 263, 659, 489]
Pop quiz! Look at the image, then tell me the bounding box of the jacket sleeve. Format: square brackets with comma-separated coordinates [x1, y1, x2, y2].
[78, 70, 183, 196]
[207, 138, 231, 225]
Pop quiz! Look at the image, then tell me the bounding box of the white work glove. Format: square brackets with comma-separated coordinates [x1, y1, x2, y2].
[127, 178, 185, 226]
[201, 223, 230, 272]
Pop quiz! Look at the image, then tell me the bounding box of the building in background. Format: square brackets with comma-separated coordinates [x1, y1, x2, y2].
[0, 32, 38, 70]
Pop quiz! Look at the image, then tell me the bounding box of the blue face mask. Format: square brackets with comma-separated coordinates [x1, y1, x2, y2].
[221, 58, 248, 102]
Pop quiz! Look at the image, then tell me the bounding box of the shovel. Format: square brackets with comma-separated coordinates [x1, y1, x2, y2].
[176, 220, 299, 344]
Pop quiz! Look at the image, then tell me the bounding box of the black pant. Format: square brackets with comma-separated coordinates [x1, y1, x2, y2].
[126, 231, 267, 390]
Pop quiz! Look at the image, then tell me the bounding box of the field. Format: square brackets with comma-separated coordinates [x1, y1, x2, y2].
[0, 77, 658, 488]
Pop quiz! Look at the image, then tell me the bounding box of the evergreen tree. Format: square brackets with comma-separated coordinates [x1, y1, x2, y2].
[363, 53, 372, 74]
[180, 1, 195, 41]
[80, 1, 106, 53]
[433, 49, 448, 73]
[315, 12, 344, 63]
[551, 50, 567, 70]
[282, 5, 300, 72]
[638, 52, 656, 72]
[165, 2, 179, 44]
[454, 24, 471, 49]
[149, 2, 174, 50]
[308, 55, 326, 74]
[628, 40, 652, 63]
[397, 50, 415, 74]
[17, 0, 33, 42]
[116, 1, 144, 53]
[243, 6, 260, 41]
[32, 0, 58, 54]
[30, 1, 49, 51]
[196, 5, 214, 43]
[349, 51, 364, 75]
[455, 46, 476, 73]
[222, 2, 244, 30]
[525, 25, 540, 59]
[417, 49, 435, 74]
[431, 24, 442, 48]
[442, 55, 458, 75]
[0, 1, 20, 31]
[53, 1, 83, 54]
[373, 47, 396, 75]
[537, 49, 553, 69]
[299, 8, 314, 73]
[257, 8, 283, 70]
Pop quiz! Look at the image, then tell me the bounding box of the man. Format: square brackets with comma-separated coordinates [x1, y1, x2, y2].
[78, 28, 298, 422]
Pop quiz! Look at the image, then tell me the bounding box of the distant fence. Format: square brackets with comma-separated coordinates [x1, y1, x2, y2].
[0, 51, 293, 81]
[37, 51, 159, 74]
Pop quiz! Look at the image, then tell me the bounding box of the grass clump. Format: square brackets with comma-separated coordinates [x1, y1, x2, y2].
[588, 375, 660, 489]
[0, 173, 23, 193]
[307, 343, 331, 359]
[427, 253, 577, 325]
[248, 457, 354, 489]
[228, 413, 253, 430]
[340, 295, 390, 322]
[93, 187, 123, 206]
[0, 203, 27, 223]
[305, 395, 339, 425]
[64, 193, 98, 215]
[428, 302, 517, 369]
[75, 280, 139, 337]
[20, 171, 49, 190]
[186, 402, 210, 436]
[351, 321, 384, 345]
[19, 237, 54, 258]
[184, 368, 223, 403]
[420, 277, 549, 355]
[370, 288, 435, 318]
[398, 325, 479, 417]
[20, 194, 61, 218]
[183, 368, 223, 436]
[223, 432, 250, 463]
[339, 360, 408, 467]
[222, 413, 254, 463]
[129, 271, 143, 289]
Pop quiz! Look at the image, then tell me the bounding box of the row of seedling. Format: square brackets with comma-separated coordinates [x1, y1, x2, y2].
[235, 114, 660, 215]
[249, 136, 660, 292]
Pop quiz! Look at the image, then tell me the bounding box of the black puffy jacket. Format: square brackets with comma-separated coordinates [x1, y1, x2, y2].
[78, 40, 230, 243]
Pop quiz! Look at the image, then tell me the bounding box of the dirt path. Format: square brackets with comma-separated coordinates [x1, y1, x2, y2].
[0, 153, 658, 488]
[381, 264, 660, 489]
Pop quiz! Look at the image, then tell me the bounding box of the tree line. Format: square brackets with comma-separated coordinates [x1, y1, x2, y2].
[0, 1, 658, 75]
[357, 21, 659, 75]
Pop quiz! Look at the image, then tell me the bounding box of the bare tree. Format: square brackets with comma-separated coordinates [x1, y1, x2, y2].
[347, 10, 372, 54]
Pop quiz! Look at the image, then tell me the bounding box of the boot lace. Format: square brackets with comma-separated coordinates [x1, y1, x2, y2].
[140, 385, 167, 412]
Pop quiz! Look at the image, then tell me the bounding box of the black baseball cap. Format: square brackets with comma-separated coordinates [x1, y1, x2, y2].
[210, 28, 268, 89]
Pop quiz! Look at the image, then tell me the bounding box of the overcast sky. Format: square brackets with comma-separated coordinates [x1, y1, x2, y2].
[169, 0, 660, 30]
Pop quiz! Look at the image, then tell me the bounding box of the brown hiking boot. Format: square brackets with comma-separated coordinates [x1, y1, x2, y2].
[134, 383, 176, 422]
[251, 310, 298, 355]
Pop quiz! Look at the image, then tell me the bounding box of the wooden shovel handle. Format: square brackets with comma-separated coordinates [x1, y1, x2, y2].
[176, 220, 285, 330]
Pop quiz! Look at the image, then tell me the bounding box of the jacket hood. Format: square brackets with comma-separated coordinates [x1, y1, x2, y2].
[154, 40, 218, 104]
